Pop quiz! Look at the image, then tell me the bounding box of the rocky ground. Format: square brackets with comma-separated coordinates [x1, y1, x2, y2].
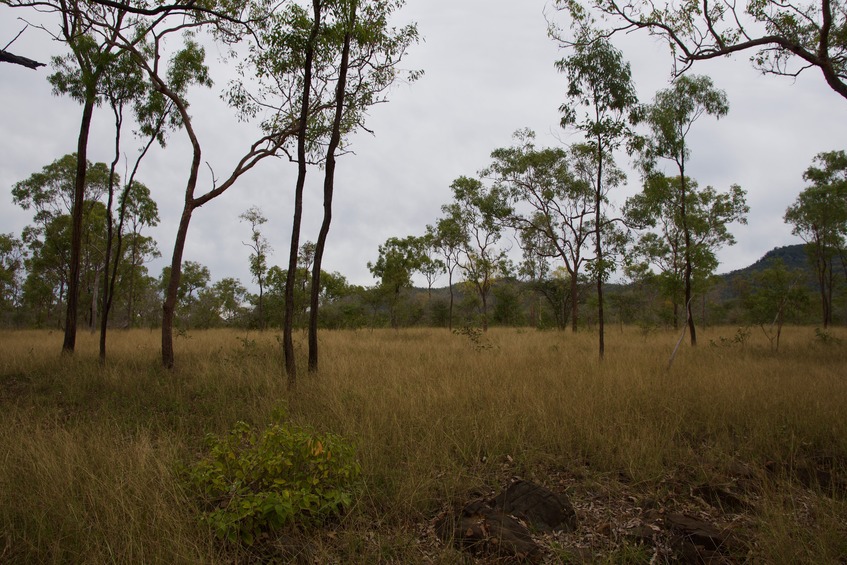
[414, 454, 846, 564]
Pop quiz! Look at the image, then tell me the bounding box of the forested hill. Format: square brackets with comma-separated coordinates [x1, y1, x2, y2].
[720, 244, 808, 278]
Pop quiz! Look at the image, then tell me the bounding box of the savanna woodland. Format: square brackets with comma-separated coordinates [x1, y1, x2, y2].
[2, 0, 847, 562]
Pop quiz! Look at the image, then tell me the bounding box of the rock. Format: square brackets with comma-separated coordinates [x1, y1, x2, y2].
[435, 499, 541, 561]
[492, 479, 578, 533]
[435, 479, 577, 561]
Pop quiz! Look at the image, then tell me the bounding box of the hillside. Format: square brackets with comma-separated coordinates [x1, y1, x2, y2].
[720, 244, 809, 278]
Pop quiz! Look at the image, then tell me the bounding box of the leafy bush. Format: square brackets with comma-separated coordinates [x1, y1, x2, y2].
[187, 418, 361, 544]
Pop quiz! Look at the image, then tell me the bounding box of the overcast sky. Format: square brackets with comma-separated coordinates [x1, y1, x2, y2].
[3, 0, 847, 293]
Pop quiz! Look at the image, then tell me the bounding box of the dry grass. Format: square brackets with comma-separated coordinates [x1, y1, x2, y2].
[1, 325, 846, 563]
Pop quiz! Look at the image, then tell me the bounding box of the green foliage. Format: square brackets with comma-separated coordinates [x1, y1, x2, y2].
[368, 235, 429, 327]
[0, 233, 25, 313]
[625, 174, 749, 323]
[784, 151, 847, 327]
[186, 418, 361, 545]
[638, 75, 729, 172]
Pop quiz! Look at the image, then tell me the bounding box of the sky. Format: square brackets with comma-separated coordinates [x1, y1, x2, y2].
[2, 0, 847, 293]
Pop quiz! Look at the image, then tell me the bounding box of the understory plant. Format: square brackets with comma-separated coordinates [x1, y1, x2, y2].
[187, 415, 361, 544]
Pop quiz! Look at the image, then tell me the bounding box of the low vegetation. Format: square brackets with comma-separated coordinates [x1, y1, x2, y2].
[1, 326, 846, 563]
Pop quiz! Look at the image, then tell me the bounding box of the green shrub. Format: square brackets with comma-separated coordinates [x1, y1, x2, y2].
[187, 418, 361, 545]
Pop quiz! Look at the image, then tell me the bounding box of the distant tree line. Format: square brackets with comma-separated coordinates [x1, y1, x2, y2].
[2, 0, 846, 375]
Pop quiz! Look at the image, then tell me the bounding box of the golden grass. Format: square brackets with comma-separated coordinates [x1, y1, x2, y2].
[1, 325, 846, 563]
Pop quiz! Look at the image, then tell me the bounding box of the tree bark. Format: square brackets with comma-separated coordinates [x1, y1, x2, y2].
[447, 268, 455, 330]
[99, 104, 122, 363]
[680, 162, 697, 345]
[309, 11, 353, 373]
[0, 49, 45, 69]
[595, 134, 605, 360]
[63, 95, 96, 354]
[284, 0, 320, 387]
[570, 270, 579, 333]
[162, 207, 194, 368]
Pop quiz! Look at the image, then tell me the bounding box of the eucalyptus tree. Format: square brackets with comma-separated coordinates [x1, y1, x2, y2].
[11, 154, 111, 238]
[427, 215, 466, 330]
[367, 235, 425, 328]
[742, 259, 810, 350]
[558, 31, 638, 358]
[78, 2, 300, 369]
[116, 182, 160, 327]
[98, 47, 168, 362]
[232, 0, 418, 378]
[624, 174, 748, 328]
[638, 74, 730, 345]
[487, 129, 594, 332]
[0, 234, 26, 321]
[2, 0, 152, 349]
[446, 176, 511, 331]
[12, 154, 114, 327]
[45, 7, 128, 353]
[417, 231, 445, 299]
[553, 0, 847, 100]
[784, 150, 847, 327]
[240, 206, 272, 329]
[307, 0, 420, 373]
[160, 260, 210, 328]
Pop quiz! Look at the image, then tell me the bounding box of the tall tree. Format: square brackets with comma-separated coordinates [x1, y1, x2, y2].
[428, 215, 466, 330]
[553, 0, 847, 100]
[0, 234, 26, 322]
[742, 259, 810, 350]
[367, 235, 425, 328]
[99, 47, 166, 363]
[281, 0, 322, 385]
[12, 155, 113, 328]
[82, 2, 296, 368]
[784, 150, 847, 327]
[240, 206, 272, 330]
[637, 74, 730, 345]
[417, 231, 445, 300]
[624, 174, 748, 328]
[46, 9, 125, 353]
[308, 0, 420, 373]
[487, 129, 594, 332]
[446, 176, 510, 331]
[558, 32, 638, 358]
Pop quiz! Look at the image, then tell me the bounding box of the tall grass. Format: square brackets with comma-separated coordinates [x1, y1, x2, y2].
[1, 325, 846, 562]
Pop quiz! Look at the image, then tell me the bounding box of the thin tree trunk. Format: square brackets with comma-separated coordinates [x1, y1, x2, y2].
[162, 207, 194, 368]
[99, 104, 122, 363]
[309, 10, 353, 373]
[284, 0, 320, 387]
[257, 280, 264, 330]
[680, 162, 696, 345]
[127, 242, 137, 326]
[63, 95, 96, 354]
[447, 268, 454, 330]
[595, 136, 605, 360]
[570, 269, 578, 333]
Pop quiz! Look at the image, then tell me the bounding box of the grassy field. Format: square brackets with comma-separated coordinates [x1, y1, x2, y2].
[1, 325, 846, 563]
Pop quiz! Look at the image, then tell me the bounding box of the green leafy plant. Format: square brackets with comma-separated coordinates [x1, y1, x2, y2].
[186, 417, 361, 545]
